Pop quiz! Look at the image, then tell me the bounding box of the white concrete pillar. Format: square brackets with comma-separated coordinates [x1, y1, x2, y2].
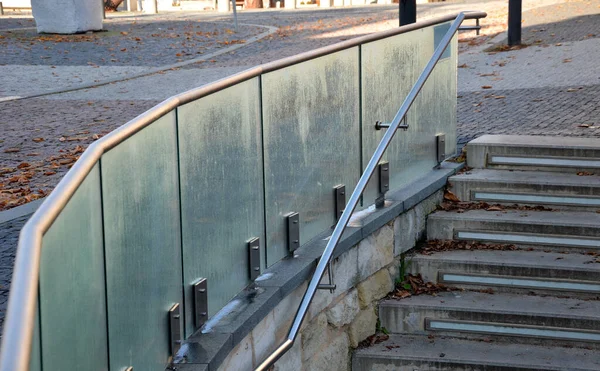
[320, 0, 332, 7]
[284, 0, 295, 9]
[31, 0, 103, 34]
[144, 0, 157, 13]
[217, 0, 230, 12]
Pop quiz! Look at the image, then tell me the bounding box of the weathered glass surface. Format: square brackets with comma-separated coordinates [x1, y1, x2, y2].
[361, 24, 456, 206]
[178, 78, 264, 336]
[101, 111, 183, 371]
[39, 164, 107, 370]
[262, 47, 361, 266]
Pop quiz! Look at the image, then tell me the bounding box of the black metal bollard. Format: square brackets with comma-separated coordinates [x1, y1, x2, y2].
[399, 0, 416, 26]
[508, 0, 522, 45]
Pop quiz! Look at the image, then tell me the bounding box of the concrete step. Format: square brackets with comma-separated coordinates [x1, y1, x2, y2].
[352, 334, 600, 371]
[409, 249, 600, 298]
[379, 291, 600, 348]
[427, 210, 600, 252]
[467, 135, 600, 173]
[449, 169, 600, 210]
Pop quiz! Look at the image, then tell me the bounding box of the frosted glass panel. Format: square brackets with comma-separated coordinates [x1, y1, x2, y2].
[262, 47, 360, 266]
[178, 78, 264, 336]
[361, 23, 456, 205]
[102, 111, 183, 371]
[39, 164, 108, 370]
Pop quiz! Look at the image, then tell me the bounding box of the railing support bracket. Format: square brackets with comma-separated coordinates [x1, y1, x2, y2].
[169, 303, 182, 357]
[334, 185, 346, 222]
[248, 237, 261, 281]
[194, 278, 208, 329]
[317, 262, 336, 293]
[286, 212, 300, 253]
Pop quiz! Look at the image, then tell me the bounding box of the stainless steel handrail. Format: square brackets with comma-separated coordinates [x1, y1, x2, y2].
[0, 11, 485, 371]
[255, 12, 467, 371]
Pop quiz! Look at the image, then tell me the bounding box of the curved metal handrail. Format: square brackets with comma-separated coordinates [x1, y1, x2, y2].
[0, 10, 485, 371]
[255, 12, 473, 371]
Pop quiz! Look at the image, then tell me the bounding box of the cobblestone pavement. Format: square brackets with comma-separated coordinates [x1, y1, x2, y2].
[457, 0, 600, 145]
[0, 0, 598, 336]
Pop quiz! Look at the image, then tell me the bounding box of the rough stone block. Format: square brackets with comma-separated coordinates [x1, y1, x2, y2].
[326, 289, 360, 328]
[216, 333, 253, 371]
[303, 330, 350, 371]
[309, 247, 358, 319]
[273, 282, 307, 341]
[348, 305, 377, 348]
[273, 337, 302, 371]
[357, 269, 393, 308]
[358, 224, 394, 280]
[414, 190, 443, 241]
[301, 312, 328, 361]
[251, 311, 277, 366]
[394, 208, 416, 256]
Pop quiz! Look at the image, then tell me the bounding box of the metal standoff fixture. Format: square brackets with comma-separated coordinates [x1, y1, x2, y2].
[169, 303, 182, 357]
[334, 184, 346, 222]
[436, 134, 446, 164]
[193, 278, 208, 328]
[286, 212, 300, 253]
[248, 237, 261, 281]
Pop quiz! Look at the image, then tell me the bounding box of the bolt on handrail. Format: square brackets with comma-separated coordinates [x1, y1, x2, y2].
[255, 12, 467, 371]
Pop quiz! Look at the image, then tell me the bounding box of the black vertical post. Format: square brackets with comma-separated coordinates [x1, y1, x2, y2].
[507, 0, 522, 46]
[399, 0, 416, 26]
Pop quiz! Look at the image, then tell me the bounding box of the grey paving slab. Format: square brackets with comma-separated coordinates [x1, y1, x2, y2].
[411, 249, 600, 273]
[353, 334, 600, 370]
[380, 290, 600, 321]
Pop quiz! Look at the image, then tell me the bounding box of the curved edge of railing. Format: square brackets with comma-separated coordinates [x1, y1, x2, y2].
[0, 10, 486, 371]
[254, 11, 485, 371]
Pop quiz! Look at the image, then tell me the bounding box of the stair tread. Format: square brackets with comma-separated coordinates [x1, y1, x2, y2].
[429, 209, 600, 227]
[469, 135, 600, 150]
[353, 334, 600, 370]
[450, 168, 600, 187]
[380, 291, 600, 320]
[411, 249, 600, 273]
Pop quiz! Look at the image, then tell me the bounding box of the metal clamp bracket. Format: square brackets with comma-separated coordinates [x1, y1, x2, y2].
[248, 237, 261, 281]
[334, 184, 346, 222]
[286, 212, 300, 253]
[194, 278, 208, 329]
[436, 134, 446, 164]
[379, 161, 389, 194]
[169, 303, 182, 357]
[317, 262, 336, 293]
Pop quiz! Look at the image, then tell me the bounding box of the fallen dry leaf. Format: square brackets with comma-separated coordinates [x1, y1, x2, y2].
[481, 85, 492, 89]
[444, 190, 460, 202]
[32, 138, 45, 143]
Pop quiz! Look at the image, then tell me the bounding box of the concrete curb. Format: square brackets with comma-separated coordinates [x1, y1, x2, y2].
[0, 198, 45, 225]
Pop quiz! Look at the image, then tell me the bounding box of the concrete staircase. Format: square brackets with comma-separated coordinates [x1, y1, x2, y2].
[353, 135, 600, 370]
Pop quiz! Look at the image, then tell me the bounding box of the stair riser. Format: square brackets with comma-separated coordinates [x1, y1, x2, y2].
[468, 143, 600, 173]
[379, 305, 600, 348]
[450, 181, 600, 210]
[352, 357, 553, 371]
[409, 260, 600, 298]
[427, 218, 600, 252]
